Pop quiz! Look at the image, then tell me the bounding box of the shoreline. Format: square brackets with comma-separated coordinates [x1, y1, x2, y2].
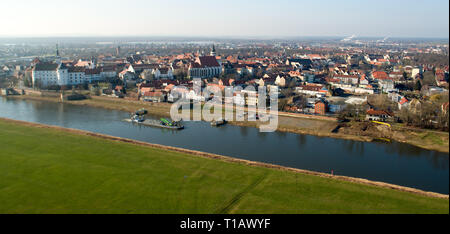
[3, 94, 449, 153]
[1, 117, 448, 200]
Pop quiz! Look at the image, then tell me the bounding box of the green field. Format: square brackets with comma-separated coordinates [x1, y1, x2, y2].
[0, 119, 448, 214]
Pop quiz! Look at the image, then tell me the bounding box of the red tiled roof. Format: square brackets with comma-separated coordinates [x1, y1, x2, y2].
[367, 109, 393, 116]
[132, 64, 159, 70]
[143, 91, 163, 97]
[297, 84, 324, 91]
[334, 74, 359, 79]
[373, 71, 389, 80]
[399, 97, 409, 105]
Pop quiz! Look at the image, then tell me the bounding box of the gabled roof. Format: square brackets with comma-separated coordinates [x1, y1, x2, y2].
[334, 74, 359, 79]
[32, 57, 41, 64]
[131, 64, 160, 71]
[367, 109, 393, 116]
[372, 71, 389, 80]
[197, 56, 220, 67]
[68, 67, 86, 73]
[143, 91, 164, 97]
[399, 97, 409, 105]
[34, 62, 59, 71]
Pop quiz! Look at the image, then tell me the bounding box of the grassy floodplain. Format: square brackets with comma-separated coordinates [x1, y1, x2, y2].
[0, 118, 448, 214]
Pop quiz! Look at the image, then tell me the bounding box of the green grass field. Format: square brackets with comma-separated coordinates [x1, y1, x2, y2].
[0, 119, 448, 214]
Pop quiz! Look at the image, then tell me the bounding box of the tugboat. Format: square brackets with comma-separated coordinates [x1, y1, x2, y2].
[131, 109, 148, 123]
[125, 109, 184, 130]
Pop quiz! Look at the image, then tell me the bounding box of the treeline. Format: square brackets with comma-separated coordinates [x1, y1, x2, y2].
[409, 53, 449, 67]
[338, 93, 449, 131]
[397, 94, 449, 131]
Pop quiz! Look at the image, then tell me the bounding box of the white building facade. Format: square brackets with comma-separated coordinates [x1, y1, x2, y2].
[33, 62, 115, 88]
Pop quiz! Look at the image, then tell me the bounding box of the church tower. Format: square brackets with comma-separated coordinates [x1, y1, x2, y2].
[56, 44, 60, 57]
[210, 44, 216, 56]
[116, 46, 121, 56]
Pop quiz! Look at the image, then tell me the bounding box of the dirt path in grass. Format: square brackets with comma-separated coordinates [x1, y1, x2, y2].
[216, 172, 269, 214]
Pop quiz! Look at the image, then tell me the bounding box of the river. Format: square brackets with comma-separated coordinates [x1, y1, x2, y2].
[0, 97, 448, 194]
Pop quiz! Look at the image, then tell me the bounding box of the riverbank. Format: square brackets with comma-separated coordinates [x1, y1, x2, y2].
[6, 94, 449, 153]
[0, 118, 448, 214]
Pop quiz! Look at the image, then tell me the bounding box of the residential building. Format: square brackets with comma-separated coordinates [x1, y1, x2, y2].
[153, 67, 174, 80]
[378, 79, 396, 93]
[365, 109, 394, 122]
[142, 91, 166, 102]
[314, 100, 328, 115]
[296, 84, 328, 97]
[333, 74, 359, 85]
[32, 62, 60, 87]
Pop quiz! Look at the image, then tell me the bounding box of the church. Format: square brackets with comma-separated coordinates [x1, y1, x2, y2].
[188, 45, 222, 79]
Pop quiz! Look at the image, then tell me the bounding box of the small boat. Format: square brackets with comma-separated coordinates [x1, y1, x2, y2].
[373, 137, 391, 143]
[135, 109, 148, 116]
[131, 109, 147, 123]
[211, 119, 227, 127]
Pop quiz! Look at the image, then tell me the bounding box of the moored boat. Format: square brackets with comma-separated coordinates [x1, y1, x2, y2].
[126, 109, 184, 130]
[124, 119, 184, 130]
[211, 119, 227, 127]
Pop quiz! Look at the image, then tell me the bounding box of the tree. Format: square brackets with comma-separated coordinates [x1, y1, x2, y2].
[293, 95, 308, 109]
[287, 79, 297, 89]
[437, 110, 449, 131]
[368, 94, 398, 112]
[174, 69, 188, 80]
[338, 104, 364, 122]
[278, 98, 289, 111]
[414, 80, 422, 91]
[403, 71, 409, 80]
[422, 71, 437, 86]
[397, 93, 449, 131]
[280, 88, 294, 98]
[140, 70, 154, 80]
[23, 72, 33, 87]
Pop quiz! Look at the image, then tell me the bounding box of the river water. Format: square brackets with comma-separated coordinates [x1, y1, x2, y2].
[0, 97, 448, 194]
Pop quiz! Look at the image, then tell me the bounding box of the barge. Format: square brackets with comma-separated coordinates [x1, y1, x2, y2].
[124, 109, 184, 130]
[124, 119, 184, 130]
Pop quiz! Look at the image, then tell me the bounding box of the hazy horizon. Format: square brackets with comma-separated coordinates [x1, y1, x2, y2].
[0, 35, 449, 40]
[1, 0, 449, 38]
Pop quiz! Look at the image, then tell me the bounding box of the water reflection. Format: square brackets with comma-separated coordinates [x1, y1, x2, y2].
[297, 134, 307, 146]
[239, 126, 248, 137]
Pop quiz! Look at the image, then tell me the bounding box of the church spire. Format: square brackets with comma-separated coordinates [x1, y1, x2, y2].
[56, 44, 60, 57]
[210, 44, 216, 56]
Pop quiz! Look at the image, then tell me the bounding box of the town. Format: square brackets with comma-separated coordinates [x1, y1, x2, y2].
[0, 0, 449, 218]
[1, 37, 448, 132]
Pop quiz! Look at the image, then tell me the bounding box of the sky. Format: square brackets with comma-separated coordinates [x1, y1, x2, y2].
[0, 0, 448, 38]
